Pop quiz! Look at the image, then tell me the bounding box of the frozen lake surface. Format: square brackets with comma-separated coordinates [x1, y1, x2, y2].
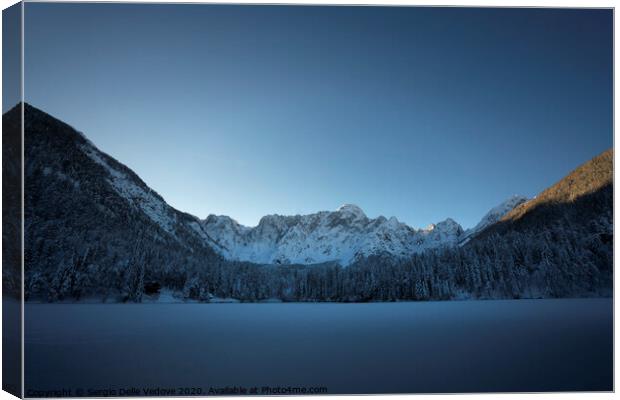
[25, 299, 612, 395]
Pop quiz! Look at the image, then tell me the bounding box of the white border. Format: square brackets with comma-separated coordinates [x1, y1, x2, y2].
[0, 2, 616, 400]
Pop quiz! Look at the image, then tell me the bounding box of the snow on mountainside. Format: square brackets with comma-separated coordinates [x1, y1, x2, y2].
[22, 103, 218, 253]
[202, 199, 526, 266]
[80, 144, 180, 235]
[467, 195, 530, 236]
[78, 140, 222, 249]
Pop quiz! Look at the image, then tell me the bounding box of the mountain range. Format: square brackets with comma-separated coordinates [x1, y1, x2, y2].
[4, 103, 612, 302]
[202, 197, 528, 266]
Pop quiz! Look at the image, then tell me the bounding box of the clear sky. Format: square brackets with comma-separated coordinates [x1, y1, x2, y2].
[22, 4, 612, 229]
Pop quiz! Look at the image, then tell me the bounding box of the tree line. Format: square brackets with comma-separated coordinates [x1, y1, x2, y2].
[25, 211, 612, 302]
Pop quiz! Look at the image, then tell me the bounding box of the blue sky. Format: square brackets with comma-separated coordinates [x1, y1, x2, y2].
[22, 4, 612, 229]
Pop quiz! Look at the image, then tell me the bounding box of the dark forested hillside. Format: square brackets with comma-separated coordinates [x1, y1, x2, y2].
[9, 104, 613, 302]
[3, 104, 22, 297]
[19, 103, 225, 301]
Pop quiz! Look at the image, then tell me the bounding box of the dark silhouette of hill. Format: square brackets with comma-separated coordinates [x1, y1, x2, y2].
[15, 103, 224, 301]
[3, 103, 23, 297]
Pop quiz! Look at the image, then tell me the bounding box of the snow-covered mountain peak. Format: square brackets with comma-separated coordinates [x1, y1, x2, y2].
[425, 217, 459, 230]
[203, 206, 467, 266]
[205, 214, 238, 225]
[457, 195, 530, 247]
[336, 204, 367, 219]
[386, 216, 400, 226]
[471, 195, 529, 234]
[205, 214, 250, 233]
[436, 218, 462, 231]
[424, 218, 464, 244]
[201, 195, 528, 267]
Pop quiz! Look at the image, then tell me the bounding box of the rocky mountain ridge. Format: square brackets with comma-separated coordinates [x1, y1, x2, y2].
[202, 201, 525, 266]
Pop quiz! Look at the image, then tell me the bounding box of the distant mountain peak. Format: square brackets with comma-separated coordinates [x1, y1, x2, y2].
[426, 217, 459, 230]
[336, 204, 366, 218]
[470, 195, 529, 234]
[203, 206, 468, 266]
[436, 218, 463, 232]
